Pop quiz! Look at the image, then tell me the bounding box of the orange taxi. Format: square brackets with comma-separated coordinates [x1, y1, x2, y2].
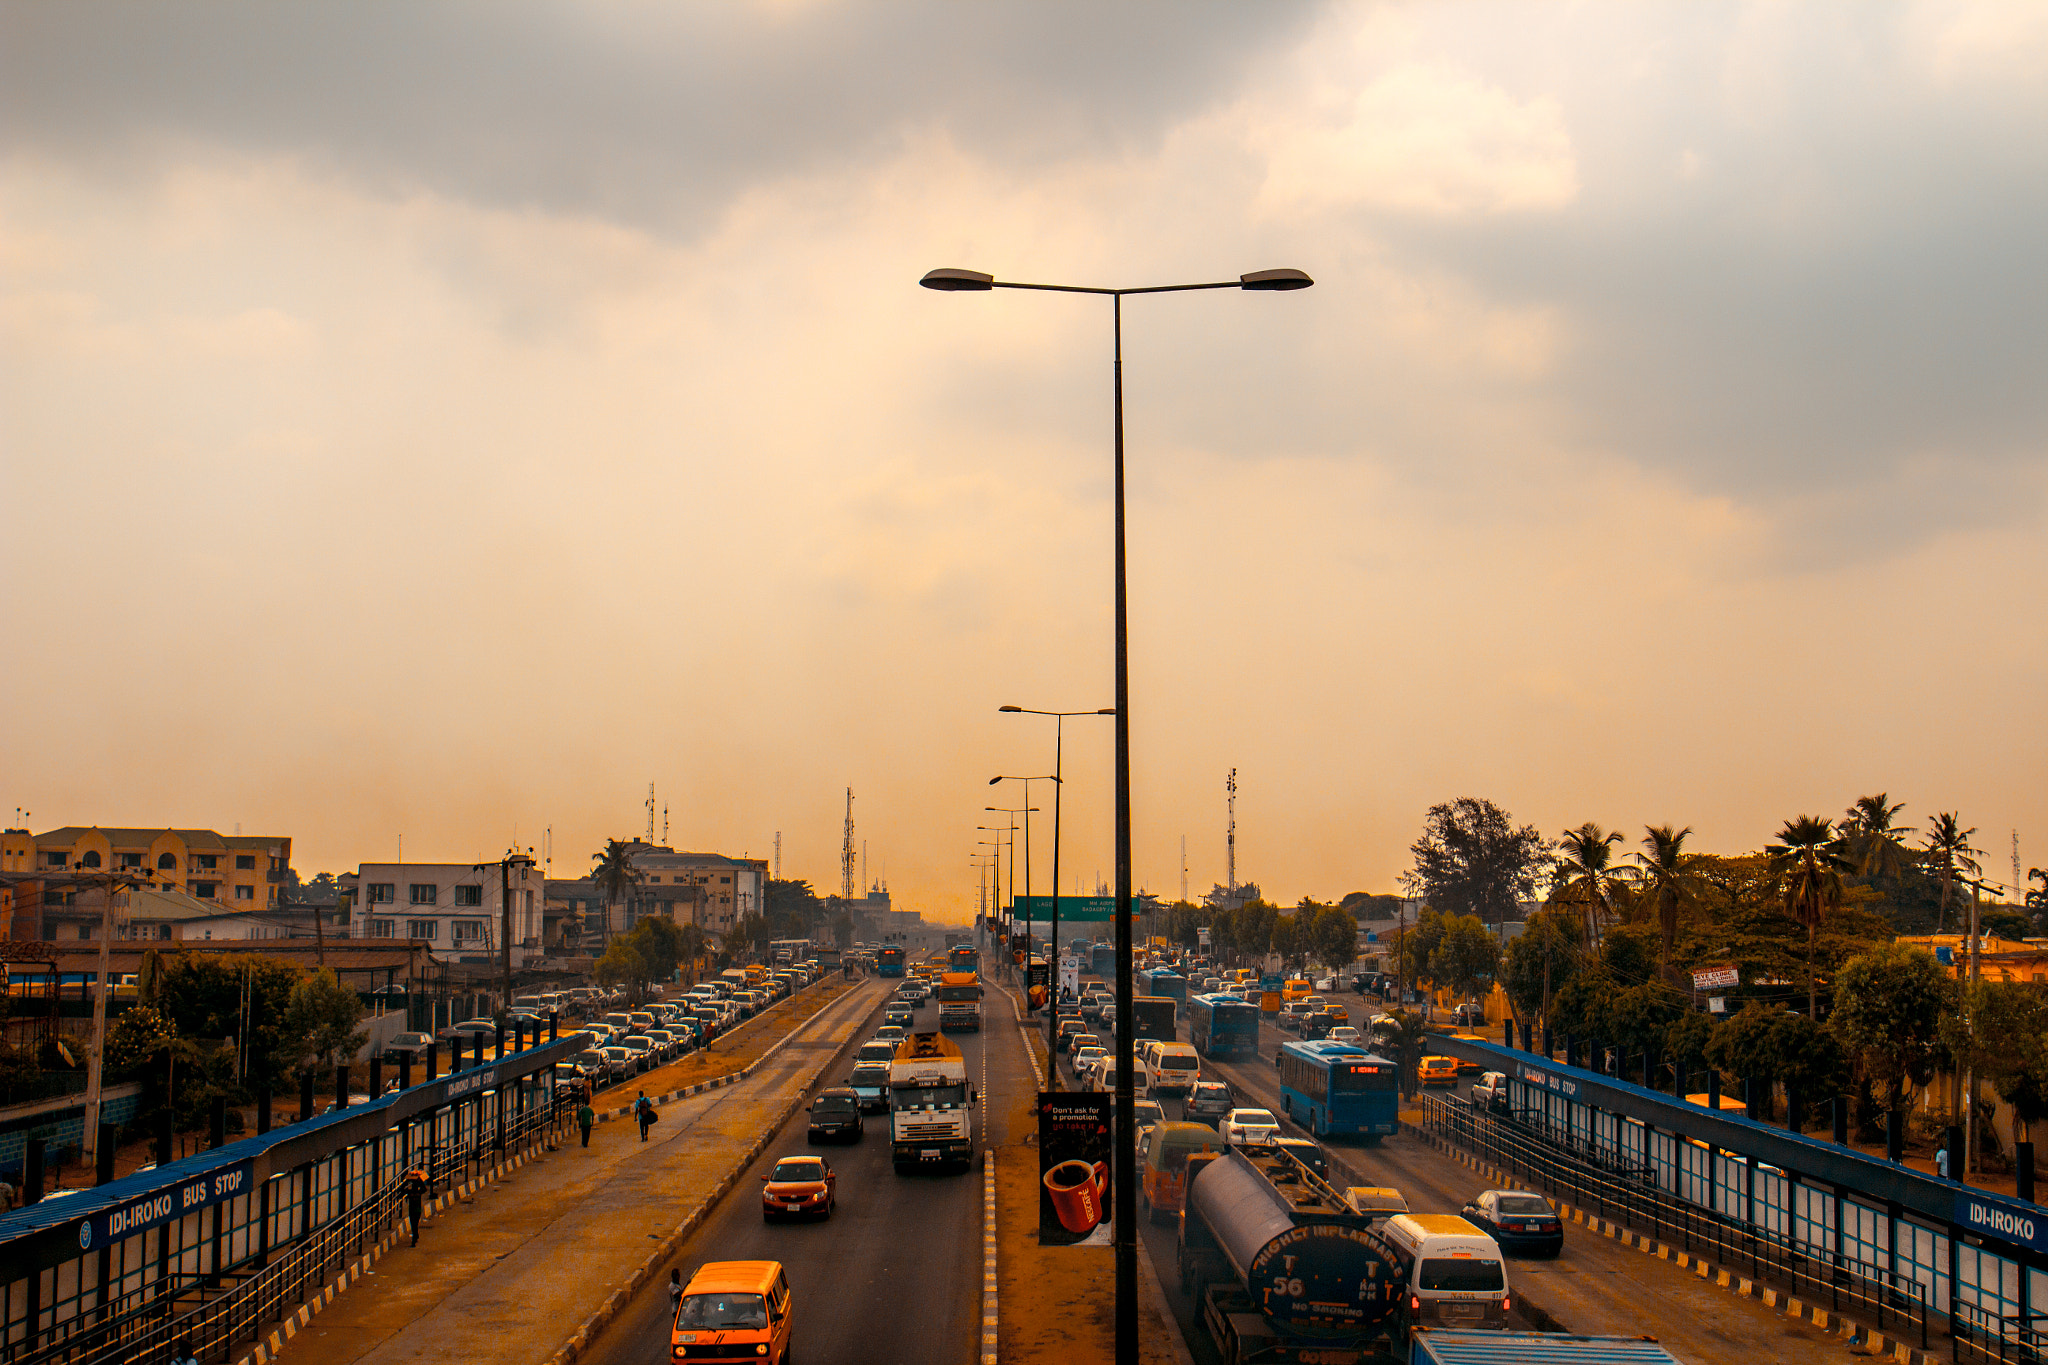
[1418, 1055, 1460, 1087]
[760, 1155, 836, 1221]
[671, 1260, 792, 1362]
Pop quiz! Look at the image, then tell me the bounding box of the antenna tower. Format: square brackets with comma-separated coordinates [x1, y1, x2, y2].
[662, 804, 669, 845]
[2016, 830, 2024, 906]
[1226, 768, 1238, 899]
[840, 788, 856, 901]
[645, 782, 656, 844]
[774, 831, 782, 879]
[1180, 835, 1188, 904]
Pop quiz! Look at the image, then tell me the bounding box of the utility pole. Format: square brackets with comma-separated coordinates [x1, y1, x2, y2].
[82, 869, 137, 1169]
[1226, 769, 1238, 906]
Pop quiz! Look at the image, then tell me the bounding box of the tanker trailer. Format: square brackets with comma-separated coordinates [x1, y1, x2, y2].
[1178, 1144, 1405, 1365]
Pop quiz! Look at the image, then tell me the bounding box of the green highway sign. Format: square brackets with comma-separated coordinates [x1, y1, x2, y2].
[1011, 895, 1119, 923]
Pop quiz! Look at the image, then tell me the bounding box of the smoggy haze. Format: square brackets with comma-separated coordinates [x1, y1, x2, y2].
[3, 2, 2044, 921]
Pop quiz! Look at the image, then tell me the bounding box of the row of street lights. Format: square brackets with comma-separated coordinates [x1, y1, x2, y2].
[927, 261, 1312, 1360]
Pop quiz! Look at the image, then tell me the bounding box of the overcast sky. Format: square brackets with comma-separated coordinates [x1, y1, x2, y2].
[4, 1, 2044, 922]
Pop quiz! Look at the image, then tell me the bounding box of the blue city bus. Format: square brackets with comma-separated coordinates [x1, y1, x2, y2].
[1187, 993, 1261, 1061]
[1276, 1039, 1400, 1142]
[1136, 968, 1186, 1005]
[876, 945, 907, 978]
[948, 944, 979, 974]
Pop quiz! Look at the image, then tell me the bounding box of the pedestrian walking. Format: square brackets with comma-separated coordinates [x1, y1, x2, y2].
[169, 1339, 200, 1365]
[635, 1092, 657, 1142]
[577, 1099, 595, 1148]
[667, 1267, 684, 1312]
[1937, 1143, 1951, 1180]
[403, 1167, 428, 1246]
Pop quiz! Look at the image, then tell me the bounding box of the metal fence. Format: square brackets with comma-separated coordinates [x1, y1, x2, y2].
[1420, 1094, 1931, 1351]
[8, 1088, 570, 1365]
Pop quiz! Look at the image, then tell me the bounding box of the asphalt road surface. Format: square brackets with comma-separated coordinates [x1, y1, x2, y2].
[582, 982, 1033, 1365]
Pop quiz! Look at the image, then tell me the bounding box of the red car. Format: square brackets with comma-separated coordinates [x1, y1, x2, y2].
[760, 1156, 836, 1222]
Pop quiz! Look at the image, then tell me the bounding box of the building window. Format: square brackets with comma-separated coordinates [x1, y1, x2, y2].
[409, 884, 438, 906]
[405, 919, 439, 940]
[367, 882, 395, 904]
[46, 851, 68, 868]
[452, 920, 485, 944]
[720, 875, 731, 884]
[236, 854, 256, 870]
[157, 852, 177, 871]
[454, 885, 483, 907]
[648, 876, 662, 883]
[235, 885, 254, 900]
[158, 924, 172, 940]
[121, 852, 142, 869]
[367, 918, 396, 938]
[195, 854, 218, 871]
[192, 881, 218, 899]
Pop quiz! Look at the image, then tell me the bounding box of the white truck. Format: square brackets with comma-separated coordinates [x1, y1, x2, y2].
[936, 970, 983, 1033]
[888, 1032, 976, 1174]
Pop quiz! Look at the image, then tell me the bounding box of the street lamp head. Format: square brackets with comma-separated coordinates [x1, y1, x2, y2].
[1239, 268, 1314, 291]
[921, 267, 994, 292]
[998, 705, 1023, 712]
[1096, 707, 1118, 715]
[989, 777, 1002, 785]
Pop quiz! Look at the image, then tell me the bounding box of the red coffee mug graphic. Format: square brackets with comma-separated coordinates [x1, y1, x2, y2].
[1044, 1159, 1110, 1234]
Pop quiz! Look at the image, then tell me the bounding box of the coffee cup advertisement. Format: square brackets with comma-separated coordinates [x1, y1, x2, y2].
[1038, 1091, 1112, 1246]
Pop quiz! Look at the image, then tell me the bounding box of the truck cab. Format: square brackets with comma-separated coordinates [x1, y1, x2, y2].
[935, 971, 983, 1033]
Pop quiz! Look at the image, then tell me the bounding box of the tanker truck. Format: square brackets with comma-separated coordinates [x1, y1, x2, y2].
[1177, 1144, 1405, 1365]
[887, 1032, 976, 1173]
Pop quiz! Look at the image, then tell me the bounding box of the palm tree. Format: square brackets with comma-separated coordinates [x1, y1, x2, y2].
[1836, 793, 1914, 879]
[1553, 823, 1627, 950]
[1922, 813, 1981, 934]
[1370, 1009, 1433, 1100]
[1632, 824, 1708, 972]
[589, 839, 643, 952]
[1770, 815, 1848, 1021]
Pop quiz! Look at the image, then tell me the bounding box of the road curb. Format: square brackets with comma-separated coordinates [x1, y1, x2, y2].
[981, 1152, 999, 1365]
[540, 979, 885, 1365]
[1419, 1128, 1939, 1365]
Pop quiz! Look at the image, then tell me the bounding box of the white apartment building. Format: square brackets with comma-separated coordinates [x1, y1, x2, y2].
[350, 860, 542, 967]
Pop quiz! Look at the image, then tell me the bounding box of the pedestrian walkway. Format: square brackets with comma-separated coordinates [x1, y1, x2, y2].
[262, 980, 884, 1365]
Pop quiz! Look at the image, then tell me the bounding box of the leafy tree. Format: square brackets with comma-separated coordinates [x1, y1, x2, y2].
[1830, 943, 1951, 1122]
[281, 969, 367, 1074]
[1770, 815, 1849, 1020]
[621, 916, 685, 983]
[103, 1004, 176, 1076]
[1663, 1011, 1713, 1080]
[1401, 910, 1448, 990]
[1408, 798, 1549, 932]
[1706, 1006, 1847, 1122]
[1552, 823, 1627, 949]
[589, 838, 644, 950]
[2029, 868, 2048, 931]
[1632, 825, 1711, 974]
[1500, 908, 1579, 1023]
[1370, 1010, 1432, 1098]
[152, 952, 311, 1084]
[1980, 908, 2035, 941]
[673, 922, 710, 984]
[595, 938, 652, 991]
[1427, 915, 1499, 1005]
[1164, 900, 1208, 949]
[765, 879, 824, 939]
[1921, 812, 1981, 934]
[1339, 892, 1403, 920]
[1309, 905, 1359, 972]
[1268, 912, 1302, 968]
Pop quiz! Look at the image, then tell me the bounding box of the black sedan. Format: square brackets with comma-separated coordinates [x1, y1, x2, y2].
[807, 1087, 866, 1143]
[1462, 1189, 1565, 1256]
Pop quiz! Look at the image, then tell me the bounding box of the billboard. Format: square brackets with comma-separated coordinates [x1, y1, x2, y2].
[1038, 1091, 1113, 1246]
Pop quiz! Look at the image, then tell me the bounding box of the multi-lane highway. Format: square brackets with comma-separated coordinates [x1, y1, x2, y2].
[584, 977, 1034, 1365]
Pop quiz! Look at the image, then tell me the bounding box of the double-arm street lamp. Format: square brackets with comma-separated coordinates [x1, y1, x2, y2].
[924, 263, 1311, 1360]
[999, 705, 1116, 1067]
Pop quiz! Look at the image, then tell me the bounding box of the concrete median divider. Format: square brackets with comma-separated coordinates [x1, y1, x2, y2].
[541, 979, 885, 1365]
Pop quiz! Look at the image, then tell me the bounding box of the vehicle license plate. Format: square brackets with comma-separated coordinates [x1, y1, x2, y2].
[921, 1149, 940, 1160]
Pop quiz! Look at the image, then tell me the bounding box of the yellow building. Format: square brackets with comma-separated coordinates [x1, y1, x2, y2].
[1896, 933, 2048, 985]
[0, 826, 292, 909]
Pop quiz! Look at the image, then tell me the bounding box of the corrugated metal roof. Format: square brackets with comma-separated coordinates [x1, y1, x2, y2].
[1412, 1330, 1678, 1363]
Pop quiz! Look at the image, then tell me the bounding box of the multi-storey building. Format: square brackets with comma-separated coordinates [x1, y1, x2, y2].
[546, 844, 768, 948]
[0, 826, 291, 907]
[348, 860, 542, 967]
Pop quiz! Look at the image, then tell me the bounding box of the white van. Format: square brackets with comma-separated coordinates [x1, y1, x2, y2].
[1377, 1214, 1509, 1331]
[1095, 1059, 1153, 1095]
[1147, 1044, 1201, 1097]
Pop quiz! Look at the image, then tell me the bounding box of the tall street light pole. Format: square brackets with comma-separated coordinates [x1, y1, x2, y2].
[977, 824, 1017, 969]
[993, 777, 1059, 1035]
[987, 804, 1039, 992]
[925, 263, 1311, 1361]
[1000, 705, 1116, 1069]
